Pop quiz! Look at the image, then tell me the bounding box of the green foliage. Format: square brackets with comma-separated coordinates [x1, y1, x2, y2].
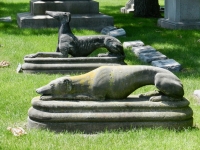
[1, 0, 200, 149]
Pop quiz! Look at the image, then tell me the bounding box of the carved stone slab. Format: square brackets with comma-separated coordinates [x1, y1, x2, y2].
[151, 59, 181, 72]
[27, 96, 193, 133]
[132, 45, 156, 56]
[123, 40, 144, 49]
[138, 51, 167, 63]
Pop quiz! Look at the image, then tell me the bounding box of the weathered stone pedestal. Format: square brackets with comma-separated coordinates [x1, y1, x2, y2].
[21, 55, 126, 74]
[158, 0, 200, 29]
[17, 0, 113, 31]
[28, 96, 193, 133]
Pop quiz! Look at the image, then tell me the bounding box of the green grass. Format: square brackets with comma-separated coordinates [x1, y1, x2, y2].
[1, 0, 200, 149]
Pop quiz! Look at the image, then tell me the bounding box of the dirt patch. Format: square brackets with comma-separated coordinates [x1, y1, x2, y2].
[0, 60, 10, 67]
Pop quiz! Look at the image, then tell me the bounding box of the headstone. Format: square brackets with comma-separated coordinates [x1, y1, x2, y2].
[101, 26, 117, 35]
[0, 16, 12, 22]
[106, 28, 126, 37]
[151, 59, 181, 72]
[17, 0, 113, 31]
[132, 45, 157, 56]
[138, 51, 167, 63]
[123, 40, 144, 49]
[120, 0, 134, 14]
[158, 0, 200, 29]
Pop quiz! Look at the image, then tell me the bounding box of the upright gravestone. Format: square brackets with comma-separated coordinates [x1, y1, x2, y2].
[120, 0, 134, 14]
[158, 0, 200, 29]
[17, 0, 113, 31]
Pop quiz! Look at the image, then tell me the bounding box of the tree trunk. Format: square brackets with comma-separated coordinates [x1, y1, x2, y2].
[134, 0, 161, 18]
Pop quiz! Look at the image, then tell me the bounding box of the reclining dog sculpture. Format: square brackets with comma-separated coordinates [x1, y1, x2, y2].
[26, 11, 124, 58]
[36, 65, 184, 102]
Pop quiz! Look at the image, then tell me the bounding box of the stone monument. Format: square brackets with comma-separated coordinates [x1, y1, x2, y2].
[120, 0, 134, 14]
[17, 0, 113, 31]
[21, 11, 126, 74]
[158, 0, 200, 29]
[27, 65, 193, 133]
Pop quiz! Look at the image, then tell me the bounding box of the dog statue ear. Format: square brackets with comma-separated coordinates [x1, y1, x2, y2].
[63, 79, 72, 91]
[66, 12, 71, 22]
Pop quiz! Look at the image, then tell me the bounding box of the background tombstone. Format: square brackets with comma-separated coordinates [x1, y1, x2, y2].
[17, 0, 113, 31]
[158, 0, 200, 29]
[120, 0, 134, 14]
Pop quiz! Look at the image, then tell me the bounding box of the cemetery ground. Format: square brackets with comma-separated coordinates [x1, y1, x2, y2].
[1, 0, 200, 149]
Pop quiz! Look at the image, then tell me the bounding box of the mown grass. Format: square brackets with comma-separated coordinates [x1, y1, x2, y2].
[1, 0, 200, 149]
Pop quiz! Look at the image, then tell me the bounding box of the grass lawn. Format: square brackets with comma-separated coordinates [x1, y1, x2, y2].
[1, 0, 200, 149]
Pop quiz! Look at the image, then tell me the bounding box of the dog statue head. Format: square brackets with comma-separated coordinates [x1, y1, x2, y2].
[46, 11, 71, 24]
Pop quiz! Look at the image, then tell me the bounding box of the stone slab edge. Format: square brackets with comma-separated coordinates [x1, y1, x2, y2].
[158, 18, 200, 30]
[17, 13, 113, 31]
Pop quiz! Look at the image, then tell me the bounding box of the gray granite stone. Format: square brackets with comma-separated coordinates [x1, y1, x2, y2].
[158, 0, 200, 29]
[106, 28, 126, 37]
[138, 51, 167, 63]
[0, 16, 12, 22]
[123, 40, 144, 49]
[132, 45, 157, 56]
[100, 26, 117, 35]
[151, 59, 181, 72]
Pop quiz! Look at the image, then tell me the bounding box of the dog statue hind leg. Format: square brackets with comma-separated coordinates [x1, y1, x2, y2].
[139, 73, 184, 102]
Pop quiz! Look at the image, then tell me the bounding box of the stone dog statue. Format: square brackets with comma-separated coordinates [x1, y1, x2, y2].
[36, 65, 184, 102]
[26, 11, 124, 58]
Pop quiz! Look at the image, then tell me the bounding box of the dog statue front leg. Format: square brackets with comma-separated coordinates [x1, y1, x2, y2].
[149, 95, 183, 102]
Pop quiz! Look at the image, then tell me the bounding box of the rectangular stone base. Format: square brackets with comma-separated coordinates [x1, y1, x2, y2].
[158, 18, 200, 29]
[28, 118, 193, 133]
[17, 12, 113, 31]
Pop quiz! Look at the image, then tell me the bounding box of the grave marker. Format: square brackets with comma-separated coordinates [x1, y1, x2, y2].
[158, 0, 200, 29]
